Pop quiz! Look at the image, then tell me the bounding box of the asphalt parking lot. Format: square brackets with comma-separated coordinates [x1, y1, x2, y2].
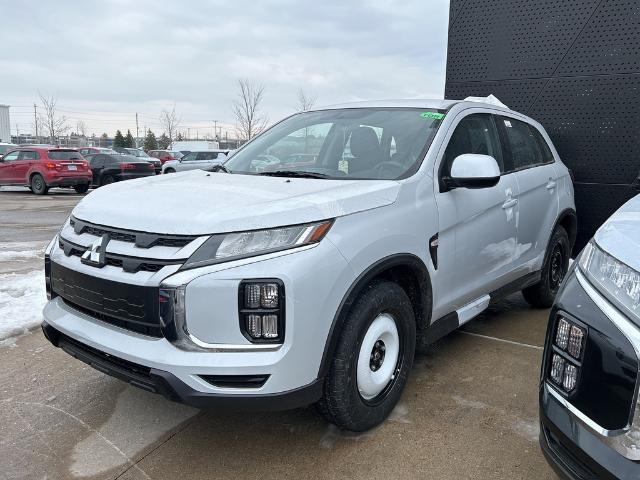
[0, 187, 557, 480]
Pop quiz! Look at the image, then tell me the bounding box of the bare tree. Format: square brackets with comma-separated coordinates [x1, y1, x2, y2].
[39, 93, 69, 143]
[159, 105, 181, 144]
[297, 89, 317, 112]
[232, 79, 268, 140]
[76, 120, 87, 137]
[32, 115, 44, 143]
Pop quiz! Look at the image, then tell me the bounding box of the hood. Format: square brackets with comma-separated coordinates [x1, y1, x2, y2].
[73, 170, 400, 235]
[595, 194, 640, 271]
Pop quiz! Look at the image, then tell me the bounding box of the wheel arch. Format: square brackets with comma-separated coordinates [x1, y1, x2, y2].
[555, 208, 578, 254]
[317, 253, 432, 379]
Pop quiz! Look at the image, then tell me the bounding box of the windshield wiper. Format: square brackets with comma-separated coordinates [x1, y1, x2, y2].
[258, 170, 329, 179]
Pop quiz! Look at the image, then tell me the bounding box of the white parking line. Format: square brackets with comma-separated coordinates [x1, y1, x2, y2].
[460, 331, 543, 351]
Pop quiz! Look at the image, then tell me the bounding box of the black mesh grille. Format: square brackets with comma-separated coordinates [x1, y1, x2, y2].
[51, 262, 163, 337]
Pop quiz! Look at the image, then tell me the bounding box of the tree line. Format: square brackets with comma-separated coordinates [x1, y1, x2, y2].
[33, 81, 317, 147]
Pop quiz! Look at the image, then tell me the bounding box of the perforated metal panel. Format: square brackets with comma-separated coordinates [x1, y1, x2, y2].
[445, 0, 640, 252]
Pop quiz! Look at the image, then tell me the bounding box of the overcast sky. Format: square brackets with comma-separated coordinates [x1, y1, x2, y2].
[1, 0, 450, 139]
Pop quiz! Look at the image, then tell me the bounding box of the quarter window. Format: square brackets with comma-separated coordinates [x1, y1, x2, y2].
[442, 113, 504, 178]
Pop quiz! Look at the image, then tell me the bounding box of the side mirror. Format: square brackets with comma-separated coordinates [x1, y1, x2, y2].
[445, 154, 501, 190]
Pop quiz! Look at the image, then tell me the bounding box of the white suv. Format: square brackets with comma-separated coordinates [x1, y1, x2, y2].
[42, 98, 576, 431]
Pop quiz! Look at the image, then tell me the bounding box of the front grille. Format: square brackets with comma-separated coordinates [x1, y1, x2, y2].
[51, 262, 163, 337]
[59, 237, 181, 274]
[71, 216, 198, 248]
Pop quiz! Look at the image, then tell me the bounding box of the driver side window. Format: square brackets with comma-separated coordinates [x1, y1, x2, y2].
[442, 114, 504, 178]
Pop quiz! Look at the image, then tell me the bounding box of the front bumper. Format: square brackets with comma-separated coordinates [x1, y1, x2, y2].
[539, 268, 640, 479]
[43, 235, 354, 406]
[42, 320, 322, 409]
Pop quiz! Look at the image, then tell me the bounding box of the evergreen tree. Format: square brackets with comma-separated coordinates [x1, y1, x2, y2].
[143, 129, 158, 151]
[125, 129, 135, 148]
[113, 130, 125, 148]
[176, 132, 184, 141]
[100, 133, 109, 147]
[158, 133, 171, 149]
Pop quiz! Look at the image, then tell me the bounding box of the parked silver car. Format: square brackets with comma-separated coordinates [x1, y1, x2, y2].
[161, 150, 230, 174]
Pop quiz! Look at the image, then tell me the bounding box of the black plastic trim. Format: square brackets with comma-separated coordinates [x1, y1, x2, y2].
[318, 253, 432, 379]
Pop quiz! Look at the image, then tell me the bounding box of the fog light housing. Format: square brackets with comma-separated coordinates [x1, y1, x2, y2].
[239, 280, 285, 343]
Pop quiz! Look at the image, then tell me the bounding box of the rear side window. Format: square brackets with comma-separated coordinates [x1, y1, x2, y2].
[442, 113, 504, 177]
[500, 117, 553, 170]
[48, 150, 83, 160]
[20, 150, 40, 160]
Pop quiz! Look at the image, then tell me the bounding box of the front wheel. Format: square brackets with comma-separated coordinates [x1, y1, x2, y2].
[316, 281, 416, 431]
[164, 168, 175, 174]
[30, 174, 48, 195]
[522, 225, 570, 308]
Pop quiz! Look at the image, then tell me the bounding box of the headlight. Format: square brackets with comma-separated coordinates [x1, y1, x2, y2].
[580, 241, 640, 320]
[182, 220, 333, 270]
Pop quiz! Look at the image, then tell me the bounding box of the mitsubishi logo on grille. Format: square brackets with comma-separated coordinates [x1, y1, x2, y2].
[81, 234, 110, 268]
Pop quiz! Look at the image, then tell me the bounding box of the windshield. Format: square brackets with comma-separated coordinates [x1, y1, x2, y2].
[48, 150, 84, 160]
[170, 151, 183, 159]
[225, 108, 444, 180]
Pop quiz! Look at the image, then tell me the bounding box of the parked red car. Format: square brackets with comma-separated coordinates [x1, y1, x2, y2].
[0, 147, 92, 194]
[147, 150, 183, 164]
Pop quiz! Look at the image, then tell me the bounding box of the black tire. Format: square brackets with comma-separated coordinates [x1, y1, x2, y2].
[316, 281, 416, 431]
[522, 226, 570, 308]
[74, 183, 89, 194]
[164, 168, 175, 174]
[100, 174, 115, 186]
[30, 174, 48, 195]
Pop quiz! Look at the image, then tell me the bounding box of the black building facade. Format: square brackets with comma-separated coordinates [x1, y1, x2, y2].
[445, 0, 640, 251]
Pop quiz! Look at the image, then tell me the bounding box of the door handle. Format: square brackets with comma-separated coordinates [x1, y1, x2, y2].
[502, 198, 518, 210]
[546, 179, 557, 190]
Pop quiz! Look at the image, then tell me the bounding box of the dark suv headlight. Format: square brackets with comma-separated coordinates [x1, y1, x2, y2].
[580, 241, 640, 321]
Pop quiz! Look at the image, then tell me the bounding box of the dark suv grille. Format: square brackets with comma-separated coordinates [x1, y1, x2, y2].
[70, 216, 198, 249]
[51, 262, 163, 337]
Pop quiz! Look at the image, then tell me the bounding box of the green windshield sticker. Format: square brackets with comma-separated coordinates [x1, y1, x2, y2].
[420, 112, 445, 120]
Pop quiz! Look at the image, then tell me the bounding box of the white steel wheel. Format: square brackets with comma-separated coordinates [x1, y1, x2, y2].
[356, 313, 401, 401]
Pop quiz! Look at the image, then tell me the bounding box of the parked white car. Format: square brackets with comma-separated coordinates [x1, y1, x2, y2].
[161, 150, 229, 174]
[42, 98, 576, 431]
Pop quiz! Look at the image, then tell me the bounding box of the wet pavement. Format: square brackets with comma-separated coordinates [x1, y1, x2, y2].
[0, 189, 557, 479]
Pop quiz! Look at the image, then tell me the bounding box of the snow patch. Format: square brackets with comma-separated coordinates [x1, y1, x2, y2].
[0, 270, 47, 341]
[513, 418, 540, 442]
[0, 250, 42, 262]
[452, 395, 489, 410]
[319, 424, 377, 449]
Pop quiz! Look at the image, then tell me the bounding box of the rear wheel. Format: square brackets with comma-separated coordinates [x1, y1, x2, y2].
[316, 281, 416, 431]
[100, 174, 115, 186]
[30, 174, 48, 195]
[522, 225, 570, 308]
[74, 183, 89, 194]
